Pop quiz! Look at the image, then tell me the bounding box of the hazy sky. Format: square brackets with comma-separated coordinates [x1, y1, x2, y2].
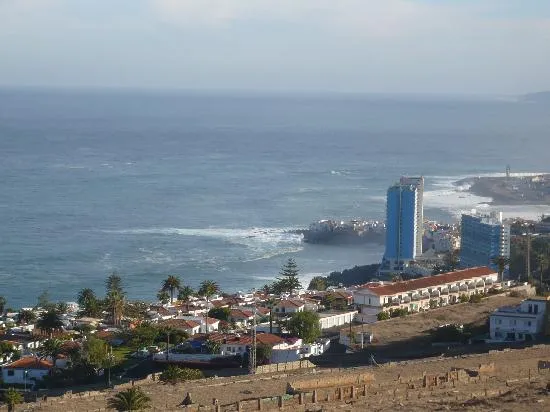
[0, 0, 549, 94]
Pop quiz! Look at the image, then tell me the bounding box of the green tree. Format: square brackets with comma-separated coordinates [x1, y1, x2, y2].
[377, 311, 390, 321]
[156, 290, 170, 305]
[108, 387, 151, 411]
[106, 273, 123, 294]
[38, 338, 63, 361]
[204, 339, 221, 354]
[443, 249, 460, 272]
[36, 291, 56, 311]
[274, 258, 302, 294]
[255, 344, 272, 365]
[307, 276, 327, 291]
[491, 255, 510, 284]
[160, 365, 204, 384]
[106, 274, 125, 326]
[177, 285, 194, 302]
[129, 324, 159, 350]
[55, 302, 69, 315]
[36, 309, 63, 338]
[287, 311, 321, 344]
[0, 296, 6, 314]
[82, 336, 109, 370]
[18, 309, 36, 325]
[77, 288, 102, 317]
[198, 280, 220, 335]
[208, 307, 230, 322]
[3, 387, 23, 412]
[161, 275, 181, 304]
[0, 341, 16, 362]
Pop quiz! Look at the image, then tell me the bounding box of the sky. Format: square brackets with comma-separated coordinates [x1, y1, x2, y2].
[0, 0, 549, 94]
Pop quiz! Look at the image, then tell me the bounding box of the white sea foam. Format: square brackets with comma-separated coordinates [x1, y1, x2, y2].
[425, 172, 550, 219]
[103, 226, 305, 262]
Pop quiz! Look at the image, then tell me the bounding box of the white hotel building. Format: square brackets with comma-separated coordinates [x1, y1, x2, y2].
[353, 267, 498, 323]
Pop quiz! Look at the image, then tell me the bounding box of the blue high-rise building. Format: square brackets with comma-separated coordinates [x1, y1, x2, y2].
[381, 178, 423, 273]
[460, 210, 510, 269]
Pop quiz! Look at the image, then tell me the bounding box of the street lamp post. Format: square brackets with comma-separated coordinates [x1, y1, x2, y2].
[24, 369, 28, 392]
[107, 346, 114, 388]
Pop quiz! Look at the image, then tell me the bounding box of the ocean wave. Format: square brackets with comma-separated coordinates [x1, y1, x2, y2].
[101, 226, 305, 263]
[425, 173, 550, 219]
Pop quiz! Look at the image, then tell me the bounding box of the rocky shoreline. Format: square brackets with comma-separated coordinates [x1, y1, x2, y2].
[456, 174, 550, 205]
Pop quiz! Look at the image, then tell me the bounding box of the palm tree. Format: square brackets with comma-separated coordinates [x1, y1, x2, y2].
[38, 338, 63, 361]
[198, 280, 220, 336]
[18, 309, 36, 325]
[108, 387, 151, 411]
[4, 387, 23, 412]
[36, 309, 64, 338]
[161, 275, 181, 304]
[177, 285, 194, 303]
[106, 290, 125, 326]
[491, 255, 510, 284]
[106, 274, 125, 326]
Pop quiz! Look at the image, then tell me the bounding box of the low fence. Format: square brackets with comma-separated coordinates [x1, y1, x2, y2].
[255, 359, 315, 374]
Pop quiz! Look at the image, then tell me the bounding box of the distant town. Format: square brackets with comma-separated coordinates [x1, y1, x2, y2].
[1, 173, 550, 411]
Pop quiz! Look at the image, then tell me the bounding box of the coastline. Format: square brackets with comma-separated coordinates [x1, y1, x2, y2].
[455, 174, 550, 206]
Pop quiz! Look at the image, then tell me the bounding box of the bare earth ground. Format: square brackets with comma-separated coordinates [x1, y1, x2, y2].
[366, 295, 523, 346]
[23, 343, 550, 411]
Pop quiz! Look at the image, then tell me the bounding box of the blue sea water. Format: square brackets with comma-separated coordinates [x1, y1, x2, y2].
[1, 88, 549, 308]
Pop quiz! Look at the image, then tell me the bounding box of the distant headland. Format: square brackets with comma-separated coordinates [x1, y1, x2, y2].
[521, 91, 550, 103]
[456, 173, 550, 205]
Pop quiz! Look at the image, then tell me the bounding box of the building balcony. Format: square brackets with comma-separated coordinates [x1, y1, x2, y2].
[468, 283, 476, 290]
[450, 286, 459, 293]
[459, 284, 468, 292]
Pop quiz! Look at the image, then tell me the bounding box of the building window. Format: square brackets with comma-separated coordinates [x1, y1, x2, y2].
[534, 305, 539, 314]
[527, 321, 532, 327]
[7, 370, 14, 376]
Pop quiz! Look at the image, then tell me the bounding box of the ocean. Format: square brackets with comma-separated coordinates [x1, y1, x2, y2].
[1, 88, 549, 308]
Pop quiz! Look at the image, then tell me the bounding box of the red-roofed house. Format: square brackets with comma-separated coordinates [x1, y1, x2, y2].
[178, 316, 220, 333]
[274, 300, 305, 315]
[1, 357, 53, 386]
[354, 267, 498, 322]
[229, 309, 255, 327]
[159, 319, 201, 336]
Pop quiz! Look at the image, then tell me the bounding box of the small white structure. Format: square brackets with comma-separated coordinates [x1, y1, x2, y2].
[489, 297, 548, 342]
[318, 311, 357, 330]
[178, 316, 219, 333]
[158, 319, 201, 336]
[274, 300, 305, 315]
[1, 357, 53, 387]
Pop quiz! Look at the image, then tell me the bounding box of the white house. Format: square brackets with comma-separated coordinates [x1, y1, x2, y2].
[353, 267, 498, 323]
[274, 300, 305, 315]
[228, 309, 255, 328]
[178, 316, 219, 333]
[158, 319, 201, 336]
[489, 297, 549, 342]
[1, 357, 53, 387]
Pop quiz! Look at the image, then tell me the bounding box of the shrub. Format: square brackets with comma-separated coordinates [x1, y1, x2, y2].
[390, 308, 408, 318]
[459, 294, 469, 303]
[469, 294, 482, 303]
[377, 311, 390, 321]
[160, 366, 204, 384]
[429, 299, 438, 309]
